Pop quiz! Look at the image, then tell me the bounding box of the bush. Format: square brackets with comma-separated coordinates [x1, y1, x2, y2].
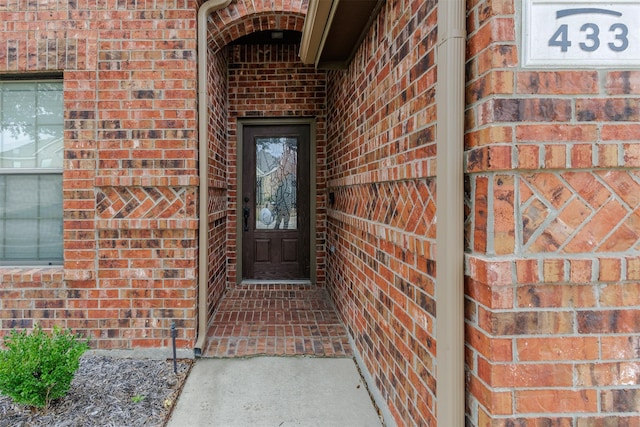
[0, 324, 89, 408]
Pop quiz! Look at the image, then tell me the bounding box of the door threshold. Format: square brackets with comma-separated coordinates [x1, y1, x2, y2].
[240, 279, 312, 285]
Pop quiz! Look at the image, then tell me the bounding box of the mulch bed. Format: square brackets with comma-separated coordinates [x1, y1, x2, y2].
[0, 354, 192, 427]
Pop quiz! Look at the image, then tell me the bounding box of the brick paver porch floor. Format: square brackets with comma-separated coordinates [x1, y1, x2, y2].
[202, 283, 353, 357]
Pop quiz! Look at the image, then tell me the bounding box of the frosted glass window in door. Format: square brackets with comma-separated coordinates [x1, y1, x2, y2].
[255, 137, 297, 230]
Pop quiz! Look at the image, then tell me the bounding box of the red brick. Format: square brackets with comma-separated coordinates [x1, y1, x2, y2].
[516, 389, 597, 413]
[476, 45, 518, 75]
[570, 144, 593, 168]
[542, 259, 565, 283]
[577, 310, 640, 334]
[562, 172, 610, 210]
[466, 324, 513, 362]
[516, 124, 599, 142]
[486, 98, 572, 122]
[517, 71, 599, 95]
[474, 176, 489, 252]
[468, 374, 514, 415]
[466, 278, 513, 310]
[576, 99, 640, 122]
[493, 418, 574, 427]
[468, 17, 515, 58]
[576, 362, 640, 387]
[493, 175, 515, 254]
[490, 310, 573, 335]
[517, 284, 596, 309]
[516, 144, 540, 169]
[601, 336, 640, 360]
[559, 199, 591, 230]
[480, 358, 573, 387]
[623, 142, 640, 166]
[544, 144, 566, 168]
[516, 259, 539, 284]
[577, 416, 640, 427]
[606, 71, 640, 95]
[569, 259, 593, 284]
[596, 144, 620, 168]
[628, 257, 640, 280]
[2, 1, 640, 425]
[601, 389, 640, 412]
[599, 258, 622, 282]
[525, 173, 572, 209]
[601, 124, 640, 141]
[463, 0, 640, 425]
[517, 337, 599, 361]
[564, 200, 627, 253]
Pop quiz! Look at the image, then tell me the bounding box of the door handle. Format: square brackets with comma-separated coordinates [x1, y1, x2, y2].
[243, 207, 250, 232]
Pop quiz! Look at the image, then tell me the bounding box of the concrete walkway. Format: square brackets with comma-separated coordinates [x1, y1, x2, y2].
[167, 356, 383, 427]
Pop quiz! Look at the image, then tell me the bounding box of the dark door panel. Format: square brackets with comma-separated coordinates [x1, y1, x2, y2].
[242, 124, 310, 280]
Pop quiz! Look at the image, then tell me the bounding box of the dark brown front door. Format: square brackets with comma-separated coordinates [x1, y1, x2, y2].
[242, 124, 310, 280]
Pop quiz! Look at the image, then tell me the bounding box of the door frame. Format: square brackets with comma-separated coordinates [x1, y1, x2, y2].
[236, 118, 317, 284]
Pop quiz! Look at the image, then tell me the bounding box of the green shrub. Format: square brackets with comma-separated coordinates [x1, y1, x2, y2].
[0, 324, 89, 408]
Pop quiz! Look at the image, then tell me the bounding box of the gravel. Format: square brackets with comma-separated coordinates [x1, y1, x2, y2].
[0, 355, 191, 427]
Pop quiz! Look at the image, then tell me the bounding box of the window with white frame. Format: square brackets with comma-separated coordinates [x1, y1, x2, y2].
[0, 80, 63, 265]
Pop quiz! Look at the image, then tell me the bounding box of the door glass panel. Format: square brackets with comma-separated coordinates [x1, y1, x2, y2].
[255, 137, 297, 230]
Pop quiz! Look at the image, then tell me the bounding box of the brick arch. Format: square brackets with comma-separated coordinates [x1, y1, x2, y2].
[206, 0, 307, 51]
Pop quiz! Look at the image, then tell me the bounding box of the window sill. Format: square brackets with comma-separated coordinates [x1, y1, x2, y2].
[0, 266, 64, 283]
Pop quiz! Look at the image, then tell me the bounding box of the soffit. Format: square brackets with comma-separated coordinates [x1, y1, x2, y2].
[300, 0, 383, 69]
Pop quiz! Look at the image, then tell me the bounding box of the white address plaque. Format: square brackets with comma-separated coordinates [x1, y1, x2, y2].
[523, 0, 640, 67]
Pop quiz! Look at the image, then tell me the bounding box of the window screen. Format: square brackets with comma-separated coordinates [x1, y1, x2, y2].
[0, 81, 63, 264]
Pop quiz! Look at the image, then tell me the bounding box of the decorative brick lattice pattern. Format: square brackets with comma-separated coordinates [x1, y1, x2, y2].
[96, 187, 196, 220]
[334, 180, 436, 237]
[521, 171, 640, 254]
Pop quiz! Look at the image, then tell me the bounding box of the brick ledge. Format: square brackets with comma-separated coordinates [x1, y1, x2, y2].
[95, 218, 199, 230]
[95, 175, 199, 187]
[0, 266, 64, 283]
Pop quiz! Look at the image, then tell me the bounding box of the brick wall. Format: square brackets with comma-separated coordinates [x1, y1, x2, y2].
[325, 0, 438, 424]
[0, 0, 321, 349]
[3, 0, 637, 422]
[465, 0, 640, 425]
[205, 46, 229, 321]
[0, 0, 200, 349]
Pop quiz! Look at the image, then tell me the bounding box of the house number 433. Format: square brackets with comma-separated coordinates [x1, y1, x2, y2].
[523, 2, 640, 67]
[549, 21, 629, 53]
[547, 7, 631, 53]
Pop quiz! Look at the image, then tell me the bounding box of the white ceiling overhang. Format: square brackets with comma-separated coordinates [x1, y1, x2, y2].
[299, 0, 384, 69]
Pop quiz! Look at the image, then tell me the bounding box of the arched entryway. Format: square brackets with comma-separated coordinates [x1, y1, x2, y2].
[195, 0, 329, 351]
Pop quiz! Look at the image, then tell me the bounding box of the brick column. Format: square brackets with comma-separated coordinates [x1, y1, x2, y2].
[90, 4, 199, 348]
[465, 1, 640, 425]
